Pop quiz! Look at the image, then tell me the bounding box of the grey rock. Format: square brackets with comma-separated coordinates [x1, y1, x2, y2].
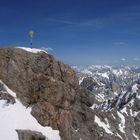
[0, 83, 15, 104]
[16, 130, 46, 140]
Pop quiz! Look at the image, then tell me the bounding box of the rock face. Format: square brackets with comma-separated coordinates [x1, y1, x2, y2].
[0, 48, 95, 140]
[16, 130, 46, 140]
[0, 48, 78, 106]
[0, 82, 15, 104]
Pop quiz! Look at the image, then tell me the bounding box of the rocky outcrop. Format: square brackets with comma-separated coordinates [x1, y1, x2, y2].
[0, 48, 78, 106]
[16, 130, 46, 140]
[0, 48, 95, 140]
[0, 82, 15, 104]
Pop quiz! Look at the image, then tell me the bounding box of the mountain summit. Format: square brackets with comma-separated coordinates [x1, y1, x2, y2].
[0, 48, 94, 140]
[0, 48, 140, 140]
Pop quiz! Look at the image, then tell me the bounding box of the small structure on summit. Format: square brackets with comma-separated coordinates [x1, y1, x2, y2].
[29, 30, 34, 46]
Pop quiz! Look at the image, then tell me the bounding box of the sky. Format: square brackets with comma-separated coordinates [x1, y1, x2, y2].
[0, 0, 140, 66]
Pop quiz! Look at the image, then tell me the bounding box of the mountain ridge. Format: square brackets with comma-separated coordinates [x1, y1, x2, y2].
[0, 48, 140, 140]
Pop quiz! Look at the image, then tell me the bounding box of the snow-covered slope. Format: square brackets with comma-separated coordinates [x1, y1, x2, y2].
[16, 47, 48, 54]
[94, 115, 113, 135]
[0, 81, 60, 140]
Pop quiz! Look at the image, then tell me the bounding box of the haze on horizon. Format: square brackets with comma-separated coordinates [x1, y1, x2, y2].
[0, 0, 140, 66]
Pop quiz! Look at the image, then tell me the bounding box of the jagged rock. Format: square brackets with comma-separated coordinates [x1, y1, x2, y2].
[16, 130, 46, 140]
[76, 88, 95, 107]
[134, 113, 140, 138]
[80, 77, 98, 91]
[0, 48, 78, 106]
[0, 48, 96, 140]
[0, 82, 15, 104]
[133, 98, 140, 110]
[31, 101, 57, 127]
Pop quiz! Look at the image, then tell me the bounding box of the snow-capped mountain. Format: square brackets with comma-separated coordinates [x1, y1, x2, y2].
[73, 65, 140, 140]
[73, 65, 140, 105]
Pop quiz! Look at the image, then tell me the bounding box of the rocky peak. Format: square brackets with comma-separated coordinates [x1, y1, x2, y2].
[0, 48, 95, 140]
[2, 48, 140, 140]
[0, 48, 79, 105]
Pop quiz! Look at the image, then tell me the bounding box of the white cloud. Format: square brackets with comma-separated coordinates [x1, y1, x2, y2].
[133, 58, 139, 61]
[46, 18, 105, 28]
[121, 58, 126, 61]
[41, 47, 53, 51]
[46, 18, 77, 25]
[114, 42, 126, 45]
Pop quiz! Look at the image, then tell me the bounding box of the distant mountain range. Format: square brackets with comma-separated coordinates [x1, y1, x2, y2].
[73, 65, 140, 108]
[73, 65, 140, 140]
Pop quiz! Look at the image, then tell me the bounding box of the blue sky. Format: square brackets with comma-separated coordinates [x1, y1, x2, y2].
[0, 0, 140, 66]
